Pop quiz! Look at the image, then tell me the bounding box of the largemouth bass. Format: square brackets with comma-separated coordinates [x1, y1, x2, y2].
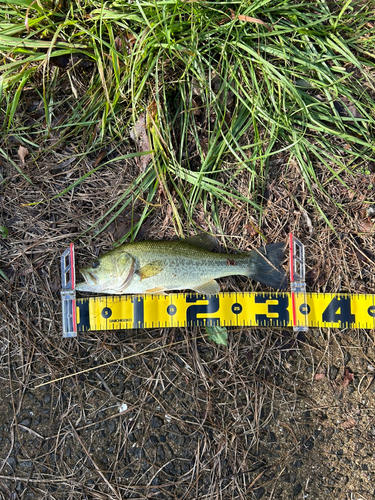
[76, 234, 287, 295]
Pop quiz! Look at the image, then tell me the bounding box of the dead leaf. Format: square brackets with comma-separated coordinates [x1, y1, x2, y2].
[93, 149, 107, 168]
[358, 220, 374, 234]
[18, 145, 29, 164]
[342, 418, 356, 429]
[114, 32, 136, 55]
[229, 9, 272, 31]
[333, 97, 364, 123]
[114, 36, 123, 52]
[314, 373, 325, 380]
[130, 113, 152, 172]
[341, 368, 354, 387]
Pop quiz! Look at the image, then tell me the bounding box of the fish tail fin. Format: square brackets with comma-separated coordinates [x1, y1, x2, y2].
[247, 242, 287, 289]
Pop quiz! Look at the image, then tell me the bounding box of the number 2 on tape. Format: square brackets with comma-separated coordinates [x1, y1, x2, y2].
[186, 295, 220, 326]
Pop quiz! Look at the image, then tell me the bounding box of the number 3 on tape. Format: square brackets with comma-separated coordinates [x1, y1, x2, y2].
[255, 294, 290, 327]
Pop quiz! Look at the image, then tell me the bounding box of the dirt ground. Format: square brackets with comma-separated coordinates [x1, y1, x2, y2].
[1, 128, 375, 500]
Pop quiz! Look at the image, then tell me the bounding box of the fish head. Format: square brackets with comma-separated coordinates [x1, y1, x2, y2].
[76, 250, 135, 293]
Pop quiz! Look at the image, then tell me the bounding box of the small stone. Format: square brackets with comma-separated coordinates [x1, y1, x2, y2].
[19, 460, 32, 471]
[156, 445, 165, 461]
[281, 472, 290, 483]
[19, 418, 31, 427]
[293, 484, 302, 496]
[16, 481, 24, 492]
[159, 435, 166, 442]
[151, 416, 164, 428]
[329, 365, 339, 380]
[168, 431, 185, 447]
[132, 447, 144, 459]
[254, 487, 265, 499]
[107, 420, 116, 433]
[292, 459, 303, 468]
[269, 431, 276, 443]
[128, 433, 137, 443]
[303, 438, 314, 451]
[43, 394, 51, 404]
[6, 457, 16, 468]
[149, 435, 158, 445]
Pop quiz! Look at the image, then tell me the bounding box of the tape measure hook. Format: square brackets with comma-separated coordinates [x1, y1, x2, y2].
[61, 243, 77, 338]
[289, 234, 308, 332]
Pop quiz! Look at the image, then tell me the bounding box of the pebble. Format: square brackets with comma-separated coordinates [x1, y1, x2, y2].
[151, 416, 164, 428]
[329, 365, 339, 380]
[269, 431, 276, 443]
[149, 435, 158, 445]
[123, 469, 133, 478]
[293, 483, 302, 496]
[19, 460, 32, 471]
[292, 459, 303, 468]
[107, 420, 116, 433]
[6, 457, 16, 468]
[168, 431, 185, 447]
[303, 438, 314, 451]
[43, 394, 51, 404]
[16, 480, 24, 492]
[254, 487, 265, 499]
[19, 418, 31, 427]
[156, 444, 165, 461]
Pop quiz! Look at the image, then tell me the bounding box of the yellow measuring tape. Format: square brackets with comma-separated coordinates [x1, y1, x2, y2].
[76, 292, 375, 332]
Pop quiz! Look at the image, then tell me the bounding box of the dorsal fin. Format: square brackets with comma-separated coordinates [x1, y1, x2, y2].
[184, 233, 218, 252]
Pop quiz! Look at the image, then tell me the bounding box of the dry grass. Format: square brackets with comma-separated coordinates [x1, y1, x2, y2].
[1, 133, 375, 498]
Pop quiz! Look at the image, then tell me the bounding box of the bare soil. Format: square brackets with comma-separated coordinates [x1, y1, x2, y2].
[1, 118, 375, 499]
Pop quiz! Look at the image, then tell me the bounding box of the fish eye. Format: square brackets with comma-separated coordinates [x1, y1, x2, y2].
[92, 260, 100, 269]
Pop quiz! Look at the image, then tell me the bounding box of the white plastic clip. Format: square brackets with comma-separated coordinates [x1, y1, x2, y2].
[61, 243, 77, 338]
[289, 234, 308, 332]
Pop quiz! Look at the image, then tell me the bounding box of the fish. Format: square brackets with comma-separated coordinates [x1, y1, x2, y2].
[75, 234, 287, 295]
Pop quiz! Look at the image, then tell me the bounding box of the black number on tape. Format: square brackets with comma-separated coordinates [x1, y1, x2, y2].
[255, 294, 289, 326]
[186, 295, 220, 326]
[322, 296, 355, 327]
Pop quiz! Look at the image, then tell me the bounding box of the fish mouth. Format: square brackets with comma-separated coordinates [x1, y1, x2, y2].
[81, 269, 99, 285]
[76, 269, 99, 290]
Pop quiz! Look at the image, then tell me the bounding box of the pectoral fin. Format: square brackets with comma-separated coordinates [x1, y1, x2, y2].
[192, 279, 220, 295]
[137, 261, 164, 280]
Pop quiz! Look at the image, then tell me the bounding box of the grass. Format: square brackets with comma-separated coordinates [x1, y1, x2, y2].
[1, 4, 375, 497]
[1, 0, 375, 239]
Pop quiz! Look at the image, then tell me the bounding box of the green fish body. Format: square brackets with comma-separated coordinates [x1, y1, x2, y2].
[76, 234, 287, 295]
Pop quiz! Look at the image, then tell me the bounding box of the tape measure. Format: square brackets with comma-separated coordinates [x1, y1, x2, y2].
[75, 292, 375, 332]
[61, 236, 375, 337]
